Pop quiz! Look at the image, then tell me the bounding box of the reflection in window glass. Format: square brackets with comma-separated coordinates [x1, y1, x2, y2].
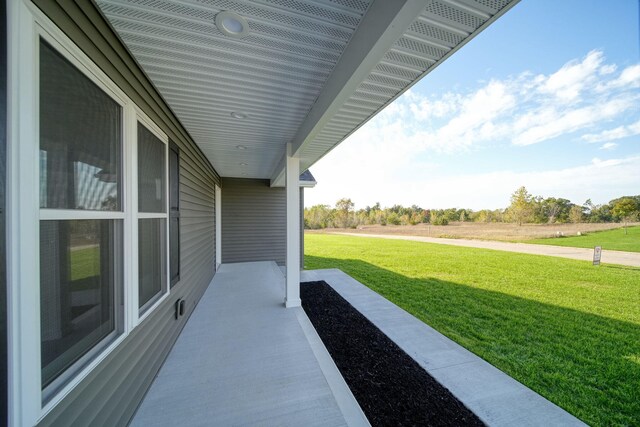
[138, 125, 166, 213]
[138, 218, 167, 310]
[39, 41, 122, 211]
[40, 220, 122, 389]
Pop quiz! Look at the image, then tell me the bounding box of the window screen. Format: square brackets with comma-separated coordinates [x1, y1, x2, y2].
[39, 40, 123, 395]
[137, 123, 167, 312]
[39, 41, 121, 211]
[138, 125, 166, 213]
[40, 220, 122, 389]
[169, 142, 180, 286]
[138, 218, 167, 309]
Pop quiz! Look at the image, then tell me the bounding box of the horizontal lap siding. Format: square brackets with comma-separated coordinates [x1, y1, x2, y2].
[32, 1, 218, 426]
[222, 178, 286, 265]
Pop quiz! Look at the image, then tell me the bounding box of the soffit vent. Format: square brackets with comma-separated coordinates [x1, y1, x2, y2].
[97, 0, 371, 178]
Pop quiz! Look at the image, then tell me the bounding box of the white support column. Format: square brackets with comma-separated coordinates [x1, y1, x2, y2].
[285, 144, 301, 308]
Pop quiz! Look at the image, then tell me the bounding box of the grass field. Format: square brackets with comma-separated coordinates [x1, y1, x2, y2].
[309, 221, 631, 241]
[304, 234, 640, 427]
[530, 225, 640, 252]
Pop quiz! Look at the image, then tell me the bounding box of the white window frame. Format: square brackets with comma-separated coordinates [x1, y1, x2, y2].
[134, 111, 171, 323]
[37, 34, 128, 407]
[7, 1, 172, 424]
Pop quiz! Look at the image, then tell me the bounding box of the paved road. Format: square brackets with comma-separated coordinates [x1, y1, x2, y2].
[332, 232, 640, 267]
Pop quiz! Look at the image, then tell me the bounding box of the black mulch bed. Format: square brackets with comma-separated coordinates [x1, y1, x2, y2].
[301, 281, 485, 427]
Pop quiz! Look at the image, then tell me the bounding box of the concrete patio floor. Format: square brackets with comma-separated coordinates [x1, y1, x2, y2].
[132, 261, 585, 427]
[131, 261, 367, 427]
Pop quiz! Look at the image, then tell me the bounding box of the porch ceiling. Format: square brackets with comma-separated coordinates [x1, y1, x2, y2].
[96, 0, 518, 181]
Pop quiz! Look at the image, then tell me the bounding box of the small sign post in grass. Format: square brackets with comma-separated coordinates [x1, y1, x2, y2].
[593, 246, 602, 266]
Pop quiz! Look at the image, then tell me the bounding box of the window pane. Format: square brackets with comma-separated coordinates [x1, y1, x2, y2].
[139, 218, 167, 310]
[39, 41, 122, 211]
[40, 220, 122, 389]
[170, 217, 179, 286]
[138, 125, 166, 213]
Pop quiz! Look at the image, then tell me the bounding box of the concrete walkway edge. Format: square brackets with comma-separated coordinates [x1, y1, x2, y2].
[302, 269, 587, 427]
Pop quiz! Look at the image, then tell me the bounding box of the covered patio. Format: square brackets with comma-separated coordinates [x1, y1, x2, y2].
[131, 262, 367, 427]
[132, 262, 585, 427]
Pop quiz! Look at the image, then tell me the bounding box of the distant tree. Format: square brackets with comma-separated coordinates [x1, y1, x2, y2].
[304, 204, 333, 229]
[409, 212, 423, 225]
[537, 197, 572, 223]
[421, 209, 431, 223]
[386, 212, 401, 225]
[473, 210, 491, 223]
[430, 212, 448, 225]
[587, 203, 612, 223]
[335, 198, 354, 228]
[611, 197, 639, 234]
[569, 205, 583, 224]
[507, 186, 535, 226]
[583, 199, 595, 215]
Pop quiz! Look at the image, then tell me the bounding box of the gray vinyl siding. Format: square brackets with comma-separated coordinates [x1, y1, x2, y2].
[222, 178, 286, 265]
[221, 179, 305, 268]
[32, 1, 218, 426]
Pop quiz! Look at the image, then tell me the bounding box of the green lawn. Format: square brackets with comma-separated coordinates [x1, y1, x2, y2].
[304, 234, 640, 427]
[529, 225, 640, 252]
[70, 246, 100, 291]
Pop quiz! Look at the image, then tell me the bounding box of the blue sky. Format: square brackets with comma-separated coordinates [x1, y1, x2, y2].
[306, 0, 640, 210]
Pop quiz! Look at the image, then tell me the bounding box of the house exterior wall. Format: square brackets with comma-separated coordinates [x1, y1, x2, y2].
[221, 179, 305, 268]
[24, 1, 219, 425]
[222, 178, 286, 265]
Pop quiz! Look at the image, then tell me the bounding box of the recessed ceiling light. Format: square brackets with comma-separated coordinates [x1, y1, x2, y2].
[215, 11, 249, 38]
[236, 145, 247, 150]
[230, 112, 247, 119]
[239, 162, 248, 166]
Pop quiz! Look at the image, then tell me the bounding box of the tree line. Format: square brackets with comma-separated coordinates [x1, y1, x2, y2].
[304, 187, 640, 229]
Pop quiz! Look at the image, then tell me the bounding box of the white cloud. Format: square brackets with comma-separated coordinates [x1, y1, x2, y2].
[512, 97, 636, 146]
[370, 50, 640, 151]
[305, 50, 640, 209]
[598, 64, 640, 90]
[409, 92, 462, 121]
[600, 64, 617, 75]
[538, 50, 604, 102]
[581, 119, 640, 143]
[307, 153, 640, 210]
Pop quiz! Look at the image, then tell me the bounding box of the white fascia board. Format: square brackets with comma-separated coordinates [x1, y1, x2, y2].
[269, 151, 286, 187]
[270, 0, 430, 183]
[299, 0, 520, 174]
[270, 152, 316, 188]
[271, 176, 317, 188]
[290, 0, 429, 157]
